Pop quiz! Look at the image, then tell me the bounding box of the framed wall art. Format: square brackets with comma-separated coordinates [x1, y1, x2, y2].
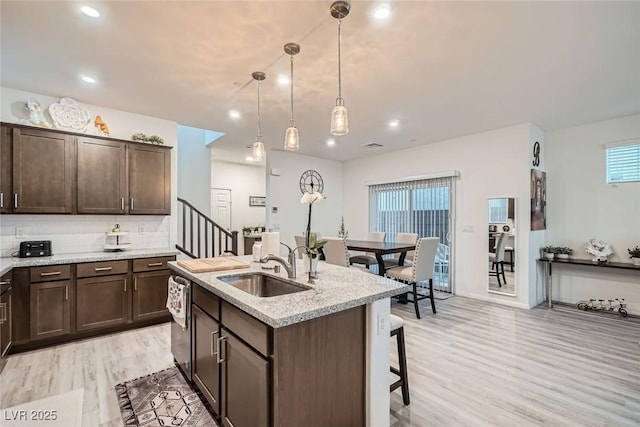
[530, 169, 546, 230]
[249, 196, 266, 207]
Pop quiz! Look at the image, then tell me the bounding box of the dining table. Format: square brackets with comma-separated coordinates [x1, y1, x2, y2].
[345, 240, 416, 276]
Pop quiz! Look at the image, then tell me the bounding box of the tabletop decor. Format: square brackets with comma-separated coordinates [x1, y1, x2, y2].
[301, 190, 325, 276]
[586, 238, 613, 263]
[94, 115, 110, 135]
[628, 245, 640, 265]
[49, 97, 91, 132]
[338, 216, 349, 239]
[25, 98, 51, 127]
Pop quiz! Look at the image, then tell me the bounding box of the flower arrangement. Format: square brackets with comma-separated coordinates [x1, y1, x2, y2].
[307, 232, 327, 259]
[586, 238, 613, 263]
[300, 191, 326, 263]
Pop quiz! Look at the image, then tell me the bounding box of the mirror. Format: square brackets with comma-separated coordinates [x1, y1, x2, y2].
[487, 197, 516, 296]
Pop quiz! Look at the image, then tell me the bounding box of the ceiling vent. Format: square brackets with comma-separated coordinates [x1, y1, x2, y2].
[361, 142, 383, 149]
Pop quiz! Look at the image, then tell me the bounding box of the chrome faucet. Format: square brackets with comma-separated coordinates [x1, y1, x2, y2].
[260, 242, 299, 279]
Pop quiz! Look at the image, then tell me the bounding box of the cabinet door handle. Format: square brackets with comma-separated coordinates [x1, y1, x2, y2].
[121, 198, 125, 211]
[40, 271, 61, 277]
[130, 198, 134, 211]
[124, 278, 127, 293]
[134, 277, 138, 292]
[147, 262, 163, 267]
[0, 303, 5, 323]
[14, 193, 18, 209]
[0, 192, 3, 208]
[65, 285, 69, 300]
[210, 331, 219, 357]
[217, 336, 227, 364]
[94, 267, 113, 272]
[0, 280, 11, 286]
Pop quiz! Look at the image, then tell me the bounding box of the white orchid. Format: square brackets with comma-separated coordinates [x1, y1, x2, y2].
[301, 191, 324, 205]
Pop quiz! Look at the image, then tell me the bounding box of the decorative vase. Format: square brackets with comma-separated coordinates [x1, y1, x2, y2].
[544, 252, 555, 260]
[556, 254, 570, 260]
[632, 257, 640, 266]
[302, 254, 318, 275]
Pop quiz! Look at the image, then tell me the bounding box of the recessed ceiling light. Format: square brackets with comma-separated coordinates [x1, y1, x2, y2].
[373, 5, 391, 20]
[327, 138, 336, 147]
[80, 6, 100, 18]
[389, 119, 399, 128]
[229, 110, 241, 119]
[277, 75, 290, 86]
[81, 75, 96, 83]
[245, 156, 254, 162]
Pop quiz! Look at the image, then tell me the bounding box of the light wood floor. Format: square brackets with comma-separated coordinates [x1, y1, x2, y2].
[1, 298, 639, 427]
[489, 268, 515, 294]
[390, 297, 640, 426]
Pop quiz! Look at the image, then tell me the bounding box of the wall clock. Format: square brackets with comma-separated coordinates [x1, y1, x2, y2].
[299, 170, 324, 194]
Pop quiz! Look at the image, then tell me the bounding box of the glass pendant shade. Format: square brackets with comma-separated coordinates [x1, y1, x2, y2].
[252, 138, 265, 161]
[284, 125, 299, 151]
[330, 104, 349, 136]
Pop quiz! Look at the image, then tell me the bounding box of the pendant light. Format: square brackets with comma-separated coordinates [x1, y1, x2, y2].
[251, 71, 266, 161]
[330, 1, 350, 136]
[283, 42, 300, 151]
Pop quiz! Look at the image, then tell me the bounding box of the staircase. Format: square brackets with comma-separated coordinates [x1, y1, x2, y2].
[177, 197, 238, 258]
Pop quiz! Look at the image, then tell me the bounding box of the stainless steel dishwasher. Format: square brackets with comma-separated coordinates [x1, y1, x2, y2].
[169, 275, 191, 381]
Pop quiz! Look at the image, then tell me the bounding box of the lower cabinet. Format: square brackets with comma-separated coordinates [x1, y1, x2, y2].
[220, 331, 269, 427]
[192, 304, 221, 414]
[1, 285, 12, 362]
[76, 275, 128, 331]
[132, 270, 170, 321]
[30, 280, 71, 340]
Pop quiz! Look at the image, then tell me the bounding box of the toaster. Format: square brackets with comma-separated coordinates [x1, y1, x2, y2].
[19, 240, 52, 258]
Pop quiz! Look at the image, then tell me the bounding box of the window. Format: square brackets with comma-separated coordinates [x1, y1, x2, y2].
[607, 142, 640, 184]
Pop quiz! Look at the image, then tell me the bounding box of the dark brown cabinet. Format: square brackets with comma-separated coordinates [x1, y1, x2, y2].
[30, 279, 71, 340]
[132, 270, 170, 321]
[76, 275, 128, 332]
[221, 332, 269, 427]
[77, 137, 127, 214]
[0, 125, 11, 214]
[129, 144, 171, 214]
[12, 127, 74, 213]
[0, 272, 13, 373]
[192, 304, 221, 414]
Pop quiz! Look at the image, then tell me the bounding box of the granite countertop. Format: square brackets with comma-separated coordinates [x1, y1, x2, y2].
[168, 256, 410, 328]
[0, 248, 178, 276]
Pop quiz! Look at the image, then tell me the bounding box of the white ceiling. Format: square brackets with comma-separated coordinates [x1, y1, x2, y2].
[2, 1, 639, 163]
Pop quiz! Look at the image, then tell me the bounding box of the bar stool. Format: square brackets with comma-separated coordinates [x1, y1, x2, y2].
[390, 314, 410, 405]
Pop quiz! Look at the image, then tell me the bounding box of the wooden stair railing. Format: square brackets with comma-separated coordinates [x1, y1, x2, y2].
[177, 197, 238, 258]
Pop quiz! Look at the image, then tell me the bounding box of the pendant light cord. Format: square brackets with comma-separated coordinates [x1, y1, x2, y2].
[337, 18, 343, 104]
[289, 55, 295, 125]
[256, 80, 262, 139]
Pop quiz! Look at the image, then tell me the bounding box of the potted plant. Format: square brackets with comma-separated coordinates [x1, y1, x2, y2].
[242, 227, 252, 236]
[541, 245, 556, 260]
[556, 247, 573, 260]
[628, 245, 640, 266]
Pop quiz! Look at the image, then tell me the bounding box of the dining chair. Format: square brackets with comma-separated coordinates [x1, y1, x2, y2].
[349, 231, 386, 269]
[383, 232, 418, 269]
[322, 238, 351, 267]
[385, 237, 439, 319]
[489, 232, 507, 286]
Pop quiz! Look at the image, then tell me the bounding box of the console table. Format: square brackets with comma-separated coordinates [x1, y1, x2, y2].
[538, 258, 640, 308]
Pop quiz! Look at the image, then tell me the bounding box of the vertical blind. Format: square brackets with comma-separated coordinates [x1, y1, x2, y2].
[607, 142, 640, 184]
[369, 176, 452, 244]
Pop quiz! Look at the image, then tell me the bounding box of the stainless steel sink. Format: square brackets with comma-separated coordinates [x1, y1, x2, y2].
[218, 273, 311, 297]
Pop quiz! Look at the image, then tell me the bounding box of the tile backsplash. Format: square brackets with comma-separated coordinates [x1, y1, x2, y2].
[0, 215, 171, 257]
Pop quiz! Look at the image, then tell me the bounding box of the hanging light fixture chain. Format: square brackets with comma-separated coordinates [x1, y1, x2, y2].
[290, 55, 295, 124]
[257, 80, 261, 139]
[337, 18, 342, 103]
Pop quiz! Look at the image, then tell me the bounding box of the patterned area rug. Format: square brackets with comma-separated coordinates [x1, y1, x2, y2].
[115, 366, 219, 426]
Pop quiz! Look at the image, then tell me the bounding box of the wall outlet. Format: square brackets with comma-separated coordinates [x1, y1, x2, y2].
[138, 225, 144, 235]
[15, 227, 24, 239]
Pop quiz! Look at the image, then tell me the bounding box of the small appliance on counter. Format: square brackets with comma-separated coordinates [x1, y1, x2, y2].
[19, 240, 52, 258]
[104, 224, 131, 252]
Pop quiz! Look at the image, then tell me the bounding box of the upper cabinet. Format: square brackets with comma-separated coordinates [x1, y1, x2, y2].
[12, 127, 74, 213]
[1, 124, 172, 215]
[129, 144, 171, 215]
[77, 137, 127, 214]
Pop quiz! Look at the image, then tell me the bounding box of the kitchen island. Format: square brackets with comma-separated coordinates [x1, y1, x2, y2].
[168, 255, 409, 427]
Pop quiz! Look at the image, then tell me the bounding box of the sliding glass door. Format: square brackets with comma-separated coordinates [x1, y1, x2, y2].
[369, 176, 455, 292]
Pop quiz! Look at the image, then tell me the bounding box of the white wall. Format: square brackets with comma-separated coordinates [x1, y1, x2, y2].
[178, 125, 212, 216]
[211, 159, 266, 255]
[342, 124, 535, 309]
[546, 114, 640, 314]
[266, 150, 344, 253]
[0, 86, 178, 253]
